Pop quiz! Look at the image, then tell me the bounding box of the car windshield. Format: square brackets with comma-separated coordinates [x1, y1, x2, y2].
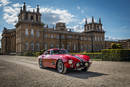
[51, 50, 68, 54]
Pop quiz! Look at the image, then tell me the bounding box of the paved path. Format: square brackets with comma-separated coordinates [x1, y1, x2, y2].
[0, 55, 130, 87]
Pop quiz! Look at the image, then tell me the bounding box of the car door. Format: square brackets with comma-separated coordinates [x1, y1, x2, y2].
[49, 51, 57, 68]
[42, 51, 52, 67]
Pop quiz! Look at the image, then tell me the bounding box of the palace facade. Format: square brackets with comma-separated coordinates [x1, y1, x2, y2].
[1, 3, 105, 55]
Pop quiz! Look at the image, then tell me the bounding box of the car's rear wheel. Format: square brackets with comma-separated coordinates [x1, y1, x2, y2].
[57, 60, 67, 74]
[39, 59, 45, 69]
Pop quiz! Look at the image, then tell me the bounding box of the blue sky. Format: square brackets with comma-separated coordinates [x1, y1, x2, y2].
[0, 0, 130, 41]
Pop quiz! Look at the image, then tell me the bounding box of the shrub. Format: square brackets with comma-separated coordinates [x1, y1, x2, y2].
[102, 49, 130, 61]
[111, 43, 122, 49]
[33, 49, 45, 57]
[23, 51, 34, 56]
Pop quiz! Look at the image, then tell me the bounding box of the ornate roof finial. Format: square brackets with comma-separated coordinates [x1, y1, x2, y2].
[23, 2, 26, 11]
[37, 5, 39, 13]
[85, 18, 87, 24]
[99, 17, 101, 24]
[20, 7, 22, 13]
[92, 16, 94, 23]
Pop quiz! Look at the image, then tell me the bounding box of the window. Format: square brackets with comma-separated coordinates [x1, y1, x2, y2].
[61, 35, 64, 39]
[36, 14, 38, 22]
[31, 29, 34, 36]
[25, 28, 28, 36]
[44, 34, 48, 38]
[30, 42, 34, 50]
[80, 45, 83, 51]
[56, 35, 59, 39]
[36, 43, 40, 51]
[62, 44, 64, 49]
[50, 43, 54, 48]
[56, 44, 59, 48]
[74, 44, 76, 51]
[68, 35, 72, 39]
[67, 44, 69, 50]
[50, 34, 54, 38]
[44, 43, 48, 50]
[97, 26, 99, 30]
[25, 42, 28, 50]
[87, 26, 89, 30]
[31, 15, 34, 21]
[36, 30, 40, 37]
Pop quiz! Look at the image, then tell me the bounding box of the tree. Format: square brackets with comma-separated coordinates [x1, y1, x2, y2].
[111, 43, 122, 49]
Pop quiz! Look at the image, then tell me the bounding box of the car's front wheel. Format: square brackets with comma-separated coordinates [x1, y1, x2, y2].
[57, 60, 67, 74]
[82, 67, 88, 72]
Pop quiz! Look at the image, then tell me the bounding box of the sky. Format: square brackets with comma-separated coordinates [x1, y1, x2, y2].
[0, 0, 130, 41]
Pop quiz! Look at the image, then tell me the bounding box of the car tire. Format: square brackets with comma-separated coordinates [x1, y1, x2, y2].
[57, 60, 67, 74]
[82, 67, 88, 72]
[39, 58, 45, 69]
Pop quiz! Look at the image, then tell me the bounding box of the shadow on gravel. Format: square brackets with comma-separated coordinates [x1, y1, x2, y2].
[42, 68, 108, 79]
[66, 70, 108, 79]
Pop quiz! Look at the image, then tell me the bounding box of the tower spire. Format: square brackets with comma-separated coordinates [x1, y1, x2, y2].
[85, 18, 87, 24]
[92, 16, 94, 23]
[23, 2, 26, 11]
[99, 17, 101, 24]
[20, 7, 22, 13]
[37, 5, 39, 13]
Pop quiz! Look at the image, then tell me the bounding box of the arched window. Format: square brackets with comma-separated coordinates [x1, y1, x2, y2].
[30, 42, 34, 50]
[36, 14, 38, 22]
[25, 28, 28, 36]
[31, 29, 34, 36]
[31, 15, 34, 21]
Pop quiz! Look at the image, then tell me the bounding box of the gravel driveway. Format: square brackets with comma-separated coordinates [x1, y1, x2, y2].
[0, 55, 130, 87]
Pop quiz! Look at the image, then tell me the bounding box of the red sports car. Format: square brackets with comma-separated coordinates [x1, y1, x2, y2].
[38, 48, 92, 73]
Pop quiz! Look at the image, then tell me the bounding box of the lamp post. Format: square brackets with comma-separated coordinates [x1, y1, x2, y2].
[59, 33, 61, 49]
[91, 35, 94, 52]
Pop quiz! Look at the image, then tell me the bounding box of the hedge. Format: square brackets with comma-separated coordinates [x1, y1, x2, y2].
[71, 52, 102, 59]
[102, 49, 130, 61]
[23, 49, 45, 57]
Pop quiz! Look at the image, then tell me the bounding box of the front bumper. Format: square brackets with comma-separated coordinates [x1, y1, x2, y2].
[73, 61, 92, 70]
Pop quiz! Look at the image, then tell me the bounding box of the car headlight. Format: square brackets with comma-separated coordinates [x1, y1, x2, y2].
[68, 60, 73, 64]
[76, 63, 80, 67]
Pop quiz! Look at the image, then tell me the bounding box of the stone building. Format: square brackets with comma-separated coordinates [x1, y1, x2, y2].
[1, 3, 105, 55]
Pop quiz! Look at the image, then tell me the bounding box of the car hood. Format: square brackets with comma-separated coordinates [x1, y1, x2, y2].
[58, 54, 90, 62]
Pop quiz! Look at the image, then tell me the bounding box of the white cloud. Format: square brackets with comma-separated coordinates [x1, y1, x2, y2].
[3, 3, 75, 26]
[40, 8, 75, 25]
[0, 0, 10, 6]
[105, 36, 121, 41]
[3, 3, 21, 25]
[69, 25, 84, 32]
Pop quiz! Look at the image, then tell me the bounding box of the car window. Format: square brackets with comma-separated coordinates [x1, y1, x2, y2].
[44, 51, 50, 55]
[51, 50, 68, 55]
